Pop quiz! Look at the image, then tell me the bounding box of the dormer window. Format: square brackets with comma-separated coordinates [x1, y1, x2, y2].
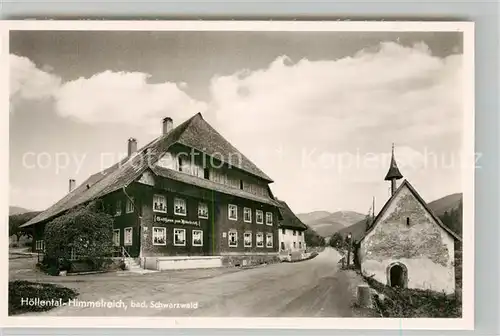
[174, 198, 187, 216]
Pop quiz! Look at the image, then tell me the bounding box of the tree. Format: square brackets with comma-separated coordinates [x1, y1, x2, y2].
[304, 227, 325, 247]
[329, 232, 345, 249]
[438, 202, 462, 237]
[44, 201, 114, 270]
[9, 211, 40, 242]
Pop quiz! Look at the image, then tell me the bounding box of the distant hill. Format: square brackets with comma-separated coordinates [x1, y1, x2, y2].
[427, 193, 462, 217]
[9, 206, 32, 216]
[296, 211, 331, 224]
[337, 218, 370, 242]
[298, 210, 365, 238]
[335, 193, 463, 241]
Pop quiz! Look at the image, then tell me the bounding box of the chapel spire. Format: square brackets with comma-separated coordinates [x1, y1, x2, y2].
[384, 143, 403, 196]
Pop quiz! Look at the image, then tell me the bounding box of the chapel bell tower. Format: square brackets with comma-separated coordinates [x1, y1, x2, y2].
[384, 143, 403, 196]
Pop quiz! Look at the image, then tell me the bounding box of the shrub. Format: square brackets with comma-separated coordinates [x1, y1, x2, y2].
[9, 211, 40, 242]
[43, 202, 114, 273]
[59, 259, 71, 272]
[9, 280, 78, 315]
[365, 276, 461, 318]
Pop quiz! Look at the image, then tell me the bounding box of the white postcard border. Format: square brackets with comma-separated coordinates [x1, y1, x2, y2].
[0, 19, 475, 330]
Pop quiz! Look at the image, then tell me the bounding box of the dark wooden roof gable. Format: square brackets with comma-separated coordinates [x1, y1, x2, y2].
[22, 113, 274, 228]
[358, 180, 462, 243]
[277, 200, 308, 230]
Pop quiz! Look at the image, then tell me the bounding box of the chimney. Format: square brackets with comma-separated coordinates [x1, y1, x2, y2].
[163, 117, 173, 135]
[69, 179, 76, 193]
[128, 137, 138, 156]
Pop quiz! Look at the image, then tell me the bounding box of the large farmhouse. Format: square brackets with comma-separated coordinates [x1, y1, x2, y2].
[22, 113, 282, 270]
[357, 146, 461, 294]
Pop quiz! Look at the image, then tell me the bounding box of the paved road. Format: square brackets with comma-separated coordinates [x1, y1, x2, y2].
[22, 248, 361, 317]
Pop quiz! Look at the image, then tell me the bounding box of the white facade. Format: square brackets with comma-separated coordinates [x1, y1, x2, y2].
[279, 228, 306, 253]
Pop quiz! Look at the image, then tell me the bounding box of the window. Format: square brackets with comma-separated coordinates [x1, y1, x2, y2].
[239, 180, 244, 190]
[192, 230, 203, 246]
[228, 204, 238, 221]
[35, 240, 45, 251]
[204, 168, 210, 179]
[243, 207, 252, 223]
[153, 194, 167, 213]
[299, 242, 302, 249]
[152, 227, 166, 246]
[266, 233, 273, 248]
[293, 242, 297, 248]
[126, 197, 135, 213]
[256, 232, 264, 247]
[256, 210, 264, 224]
[211, 169, 227, 184]
[70, 247, 78, 260]
[174, 198, 187, 216]
[244, 232, 252, 247]
[228, 231, 238, 247]
[198, 202, 209, 219]
[115, 200, 122, 216]
[113, 229, 120, 246]
[178, 157, 184, 172]
[406, 217, 410, 226]
[293, 230, 296, 236]
[299, 231, 302, 236]
[282, 228, 286, 235]
[173, 228, 186, 246]
[124, 227, 133, 246]
[266, 212, 273, 225]
[280, 242, 285, 250]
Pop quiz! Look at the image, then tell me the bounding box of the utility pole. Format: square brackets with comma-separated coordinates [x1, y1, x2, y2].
[372, 196, 375, 220]
[347, 232, 352, 267]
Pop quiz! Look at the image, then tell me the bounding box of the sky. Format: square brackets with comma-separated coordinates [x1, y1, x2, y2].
[9, 30, 464, 214]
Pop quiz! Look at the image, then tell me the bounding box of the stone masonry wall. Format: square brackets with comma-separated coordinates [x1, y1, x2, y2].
[359, 185, 456, 294]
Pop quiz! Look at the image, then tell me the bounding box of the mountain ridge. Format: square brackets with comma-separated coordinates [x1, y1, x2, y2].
[335, 192, 463, 241]
[297, 210, 365, 238]
[9, 206, 33, 216]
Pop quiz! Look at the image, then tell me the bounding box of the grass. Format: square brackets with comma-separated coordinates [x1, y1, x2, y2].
[364, 276, 462, 318]
[9, 280, 79, 315]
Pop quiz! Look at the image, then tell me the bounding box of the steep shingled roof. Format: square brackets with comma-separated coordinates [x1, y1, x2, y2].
[151, 166, 280, 206]
[384, 144, 403, 181]
[22, 113, 275, 228]
[357, 180, 462, 243]
[277, 200, 308, 230]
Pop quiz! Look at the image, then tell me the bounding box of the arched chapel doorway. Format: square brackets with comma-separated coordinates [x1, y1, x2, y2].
[387, 262, 408, 288]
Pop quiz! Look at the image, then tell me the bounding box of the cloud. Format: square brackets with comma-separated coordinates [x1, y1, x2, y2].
[55, 71, 207, 131]
[210, 42, 461, 147]
[10, 55, 61, 111]
[9, 41, 463, 212]
[208, 41, 463, 212]
[10, 56, 206, 132]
